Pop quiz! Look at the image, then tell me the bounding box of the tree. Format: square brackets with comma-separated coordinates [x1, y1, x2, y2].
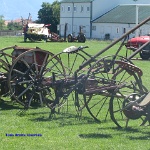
[7, 21, 22, 30]
[0, 15, 5, 30]
[37, 1, 60, 33]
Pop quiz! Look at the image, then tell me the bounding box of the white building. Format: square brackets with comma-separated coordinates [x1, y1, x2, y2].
[60, 0, 150, 39]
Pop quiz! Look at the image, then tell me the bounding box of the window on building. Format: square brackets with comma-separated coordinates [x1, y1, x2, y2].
[116, 27, 119, 33]
[68, 6, 71, 12]
[74, 6, 77, 12]
[123, 28, 126, 33]
[81, 6, 84, 12]
[87, 6, 90, 12]
[61, 6, 64, 12]
[92, 26, 96, 31]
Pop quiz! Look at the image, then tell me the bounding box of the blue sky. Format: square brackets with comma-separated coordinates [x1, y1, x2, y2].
[0, 0, 60, 20]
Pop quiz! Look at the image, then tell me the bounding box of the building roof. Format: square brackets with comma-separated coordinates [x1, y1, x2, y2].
[61, 0, 93, 3]
[92, 5, 150, 24]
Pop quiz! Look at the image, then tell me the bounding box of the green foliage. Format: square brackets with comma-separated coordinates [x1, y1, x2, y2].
[0, 15, 5, 30]
[7, 21, 22, 30]
[37, 1, 60, 33]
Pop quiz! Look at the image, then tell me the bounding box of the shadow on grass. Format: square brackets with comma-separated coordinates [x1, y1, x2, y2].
[128, 135, 150, 140]
[19, 41, 45, 44]
[0, 98, 48, 117]
[0, 98, 43, 110]
[98, 126, 145, 134]
[0, 99, 22, 110]
[97, 125, 150, 140]
[29, 111, 97, 126]
[128, 130, 150, 140]
[111, 126, 140, 132]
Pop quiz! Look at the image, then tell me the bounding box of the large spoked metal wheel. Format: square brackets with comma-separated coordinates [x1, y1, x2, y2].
[83, 55, 147, 123]
[8, 48, 66, 108]
[109, 57, 148, 128]
[49, 46, 91, 116]
[83, 55, 121, 122]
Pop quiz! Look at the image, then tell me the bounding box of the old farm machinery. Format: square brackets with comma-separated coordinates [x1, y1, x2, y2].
[1, 17, 150, 128]
[0, 46, 64, 109]
[22, 13, 67, 42]
[67, 26, 86, 43]
[23, 23, 67, 42]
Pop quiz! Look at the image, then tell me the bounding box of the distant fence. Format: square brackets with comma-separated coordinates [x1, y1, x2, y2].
[0, 30, 23, 36]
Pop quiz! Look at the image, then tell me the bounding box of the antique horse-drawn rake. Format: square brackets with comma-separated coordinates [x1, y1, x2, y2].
[0, 17, 150, 128]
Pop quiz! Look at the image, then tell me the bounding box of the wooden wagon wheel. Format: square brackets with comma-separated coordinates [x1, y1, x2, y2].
[8, 48, 66, 109]
[0, 46, 16, 70]
[83, 55, 147, 123]
[0, 46, 18, 96]
[0, 45, 48, 97]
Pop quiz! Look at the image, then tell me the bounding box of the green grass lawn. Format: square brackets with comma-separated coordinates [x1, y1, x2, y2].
[0, 36, 150, 150]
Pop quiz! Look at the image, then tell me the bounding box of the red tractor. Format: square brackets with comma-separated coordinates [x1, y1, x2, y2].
[125, 34, 150, 60]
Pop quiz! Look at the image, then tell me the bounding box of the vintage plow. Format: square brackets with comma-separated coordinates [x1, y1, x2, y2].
[1, 17, 150, 128]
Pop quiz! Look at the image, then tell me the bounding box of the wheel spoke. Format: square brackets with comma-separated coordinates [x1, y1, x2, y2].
[39, 53, 49, 75]
[21, 59, 36, 76]
[33, 51, 39, 74]
[17, 83, 34, 99]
